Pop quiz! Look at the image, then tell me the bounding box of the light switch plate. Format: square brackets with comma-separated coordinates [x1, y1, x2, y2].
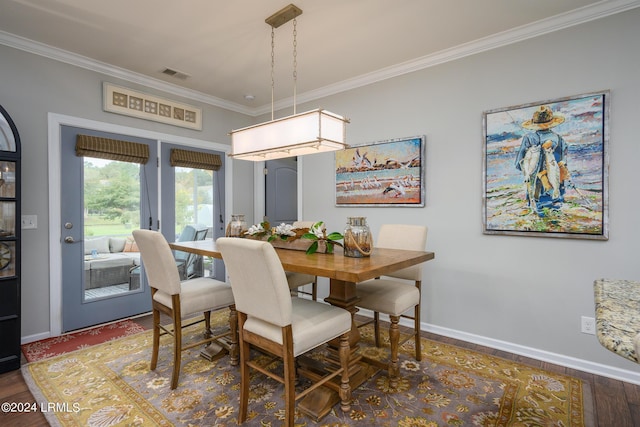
[21, 214, 37, 229]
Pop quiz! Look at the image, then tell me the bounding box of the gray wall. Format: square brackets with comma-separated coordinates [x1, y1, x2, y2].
[1, 8, 638, 380]
[296, 9, 640, 378]
[0, 44, 253, 338]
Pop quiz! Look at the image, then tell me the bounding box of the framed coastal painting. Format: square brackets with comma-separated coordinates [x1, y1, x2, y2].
[335, 135, 425, 207]
[482, 91, 609, 240]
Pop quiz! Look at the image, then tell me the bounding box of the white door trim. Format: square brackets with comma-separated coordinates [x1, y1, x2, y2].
[47, 113, 232, 336]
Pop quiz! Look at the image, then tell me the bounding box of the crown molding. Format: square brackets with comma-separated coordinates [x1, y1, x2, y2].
[2, 0, 639, 118]
[260, 0, 640, 116]
[0, 30, 255, 116]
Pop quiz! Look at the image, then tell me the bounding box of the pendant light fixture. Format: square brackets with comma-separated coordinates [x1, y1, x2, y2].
[229, 4, 349, 161]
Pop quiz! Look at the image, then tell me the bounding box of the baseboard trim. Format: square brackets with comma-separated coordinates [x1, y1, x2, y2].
[357, 309, 640, 386]
[21, 332, 51, 345]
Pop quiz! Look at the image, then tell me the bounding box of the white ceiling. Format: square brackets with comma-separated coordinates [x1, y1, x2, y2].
[1, 0, 638, 115]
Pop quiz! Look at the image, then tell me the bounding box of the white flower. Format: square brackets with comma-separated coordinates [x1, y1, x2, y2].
[274, 223, 296, 237]
[309, 222, 325, 239]
[245, 224, 265, 235]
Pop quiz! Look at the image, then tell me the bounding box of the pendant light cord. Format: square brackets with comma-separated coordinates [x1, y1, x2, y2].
[269, 13, 298, 119]
[292, 17, 297, 115]
[270, 25, 275, 121]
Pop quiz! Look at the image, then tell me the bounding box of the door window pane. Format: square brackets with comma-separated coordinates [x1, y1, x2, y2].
[83, 158, 141, 300]
[175, 166, 214, 277]
[174, 167, 213, 236]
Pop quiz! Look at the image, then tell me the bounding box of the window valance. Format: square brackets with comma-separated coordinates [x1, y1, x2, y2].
[75, 134, 150, 164]
[170, 148, 222, 171]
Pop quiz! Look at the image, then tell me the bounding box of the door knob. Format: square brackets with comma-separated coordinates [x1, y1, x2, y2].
[64, 236, 75, 243]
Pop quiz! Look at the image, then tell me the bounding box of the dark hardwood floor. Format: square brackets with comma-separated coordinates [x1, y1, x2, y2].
[2, 314, 639, 426]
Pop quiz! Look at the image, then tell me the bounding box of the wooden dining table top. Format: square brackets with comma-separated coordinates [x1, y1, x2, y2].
[169, 239, 435, 284]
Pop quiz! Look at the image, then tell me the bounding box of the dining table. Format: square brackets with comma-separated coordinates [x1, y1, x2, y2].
[169, 238, 435, 420]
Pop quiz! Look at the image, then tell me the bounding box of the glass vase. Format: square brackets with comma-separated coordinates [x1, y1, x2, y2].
[343, 216, 373, 258]
[226, 214, 247, 237]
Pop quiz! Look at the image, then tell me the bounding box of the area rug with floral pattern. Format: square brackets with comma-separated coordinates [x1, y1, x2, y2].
[22, 310, 590, 426]
[21, 319, 147, 362]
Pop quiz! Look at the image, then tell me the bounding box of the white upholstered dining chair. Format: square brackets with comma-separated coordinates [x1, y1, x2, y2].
[133, 229, 237, 389]
[356, 224, 428, 387]
[217, 237, 351, 426]
[285, 221, 318, 300]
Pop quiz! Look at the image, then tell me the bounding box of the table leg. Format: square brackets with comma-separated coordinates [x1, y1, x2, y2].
[200, 307, 238, 364]
[324, 278, 361, 347]
[298, 279, 374, 421]
[199, 342, 227, 361]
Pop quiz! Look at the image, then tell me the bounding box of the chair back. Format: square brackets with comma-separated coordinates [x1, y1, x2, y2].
[132, 229, 182, 295]
[377, 224, 428, 281]
[217, 237, 292, 327]
[174, 224, 208, 262]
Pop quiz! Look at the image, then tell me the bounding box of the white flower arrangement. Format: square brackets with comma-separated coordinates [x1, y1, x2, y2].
[244, 220, 343, 254]
[245, 223, 266, 236]
[273, 223, 296, 237]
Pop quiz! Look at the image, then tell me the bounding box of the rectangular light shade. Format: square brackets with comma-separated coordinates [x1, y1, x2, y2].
[229, 109, 348, 161]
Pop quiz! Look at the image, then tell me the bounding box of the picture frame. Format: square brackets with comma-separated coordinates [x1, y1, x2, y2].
[103, 83, 202, 130]
[482, 91, 609, 240]
[335, 135, 425, 207]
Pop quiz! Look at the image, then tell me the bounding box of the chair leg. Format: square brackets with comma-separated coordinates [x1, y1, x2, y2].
[238, 314, 250, 424]
[170, 318, 183, 389]
[414, 281, 422, 361]
[388, 315, 401, 388]
[283, 349, 296, 427]
[414, 304, 422, 361]
[311, 277, 318, 301]
[150, 307, 160, 371]
[373, 312, 381, 347]
[170, 296, 183, 390]
[228, 305, 239, 366]
[338, 332, 352, 412]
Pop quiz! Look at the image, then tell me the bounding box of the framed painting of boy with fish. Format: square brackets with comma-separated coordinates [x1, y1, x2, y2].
[335, 135, 425, 207]
[482, 91, 609, 240]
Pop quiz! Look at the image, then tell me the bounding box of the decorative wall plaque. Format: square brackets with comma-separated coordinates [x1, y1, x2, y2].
[103, 83, 202, 130]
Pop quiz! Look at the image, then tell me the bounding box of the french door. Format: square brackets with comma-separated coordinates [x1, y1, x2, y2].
[60, 128, 227, 332]
[60, 126, 157, 332]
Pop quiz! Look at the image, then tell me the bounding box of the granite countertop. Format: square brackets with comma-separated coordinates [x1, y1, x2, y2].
[594, 278, 640, 363]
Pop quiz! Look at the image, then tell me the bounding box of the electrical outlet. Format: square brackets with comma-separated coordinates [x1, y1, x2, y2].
[581, 316, 596, 335]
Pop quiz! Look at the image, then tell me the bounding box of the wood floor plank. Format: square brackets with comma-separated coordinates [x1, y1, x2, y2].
[593, 375, 634, 427]
[624, 380, 640, 402]
[0, 369, 24, 400]
[540, 361, 567, 375]
[0, 385, 48, 427]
